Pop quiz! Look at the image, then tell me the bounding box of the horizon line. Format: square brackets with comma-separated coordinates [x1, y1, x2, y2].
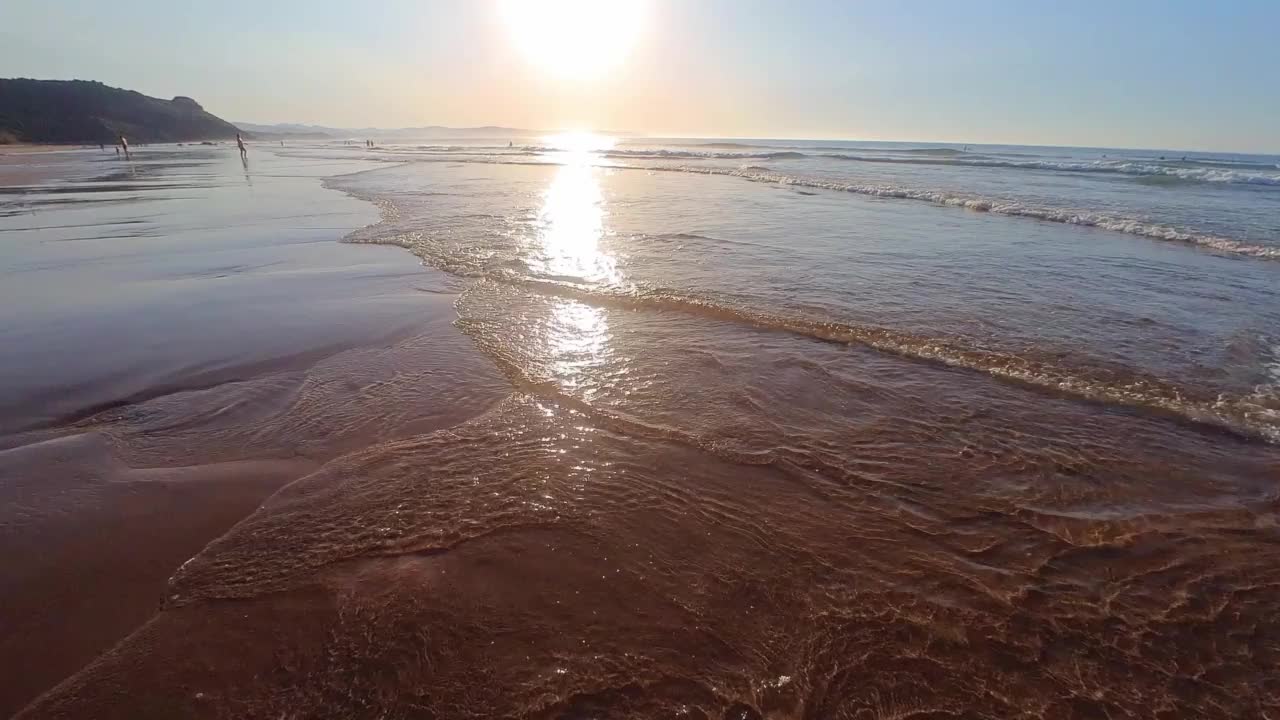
[235, 121, 1280, 156]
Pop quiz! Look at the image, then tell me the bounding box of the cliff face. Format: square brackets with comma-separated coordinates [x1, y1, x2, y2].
[0, 79, 242, 144]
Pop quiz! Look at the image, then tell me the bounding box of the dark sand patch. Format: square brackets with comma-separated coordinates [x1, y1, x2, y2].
[0, 432, 316, 716]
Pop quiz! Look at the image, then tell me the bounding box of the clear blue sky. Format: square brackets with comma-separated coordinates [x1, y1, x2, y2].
[2, 0, 1278, 152]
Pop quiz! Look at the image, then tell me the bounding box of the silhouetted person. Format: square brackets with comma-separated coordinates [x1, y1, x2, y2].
[237, 133, 248, 159]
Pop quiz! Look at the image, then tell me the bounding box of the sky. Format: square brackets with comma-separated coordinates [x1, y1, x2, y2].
[2, 0, 1278, 152]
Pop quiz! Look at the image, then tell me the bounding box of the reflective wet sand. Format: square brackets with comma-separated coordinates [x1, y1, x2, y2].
[5, 144, 1279, 718]
[0, 147, 508, 714]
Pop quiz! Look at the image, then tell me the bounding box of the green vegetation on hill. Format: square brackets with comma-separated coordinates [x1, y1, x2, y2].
[0, 78, 242, 144]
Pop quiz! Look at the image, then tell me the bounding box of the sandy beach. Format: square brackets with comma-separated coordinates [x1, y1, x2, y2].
[0, 145, 508, 715]
[5, 2, 1280, 716]
[0, 144, 102, 155]
[2, 138, 1277, 719]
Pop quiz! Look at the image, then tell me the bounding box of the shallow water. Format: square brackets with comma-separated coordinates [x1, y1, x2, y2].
[6, 139, 1280, 718]
[0, 145, 509, 715]
[0, 147, 469, 435]
[329, 147, 1280, 441]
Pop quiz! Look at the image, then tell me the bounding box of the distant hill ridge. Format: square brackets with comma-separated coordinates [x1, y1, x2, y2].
[234, 121, 537, 139]
[0, 78, 242, 144]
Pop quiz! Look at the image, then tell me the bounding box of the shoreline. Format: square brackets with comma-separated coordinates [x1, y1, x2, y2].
[0, 147, 509, 715]
[0, 143, 112, 155]
[0, 139, 232, 152]
[6, 142, 1279, 719]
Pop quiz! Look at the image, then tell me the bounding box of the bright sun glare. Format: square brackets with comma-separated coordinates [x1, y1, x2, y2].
[499, 0, 648, 81]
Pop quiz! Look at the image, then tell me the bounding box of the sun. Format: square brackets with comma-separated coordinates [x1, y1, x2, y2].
[499, 0, 648, 82]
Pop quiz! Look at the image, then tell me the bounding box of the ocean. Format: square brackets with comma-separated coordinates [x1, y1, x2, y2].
[326, 136, 1280, 442]
[4, 137, 1279, 718]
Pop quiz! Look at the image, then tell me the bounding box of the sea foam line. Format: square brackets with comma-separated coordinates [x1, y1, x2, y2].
[821, 154, 1280, 186]
[389, 143, 1280, 186]
[351, 152, 1280, 261]
[325, 169, 1280, 445]
[655, 165, 1280, 260]
[498, 278, 1279, 443]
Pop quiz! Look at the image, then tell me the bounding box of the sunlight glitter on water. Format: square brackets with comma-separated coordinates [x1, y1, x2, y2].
[549, 300, 612, 398]
[541, 131, 617, 154]
[529, 152, 622, 286]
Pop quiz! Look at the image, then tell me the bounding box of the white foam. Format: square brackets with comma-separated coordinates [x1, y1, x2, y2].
[823, 154, 1280, 186]
[660, 166, 1280, 260]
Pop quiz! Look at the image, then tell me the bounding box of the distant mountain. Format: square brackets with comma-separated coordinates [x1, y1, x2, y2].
[235, 121, 535, 139]
[0, 78, 241, 144]
[233, 122, 336, 139]
[375, 125, 534, 138]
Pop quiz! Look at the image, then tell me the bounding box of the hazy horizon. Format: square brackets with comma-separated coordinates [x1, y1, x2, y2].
[230, 116, 1280, 157]
[3, 0, 1280, 154]
[229, 121, 1280, 156]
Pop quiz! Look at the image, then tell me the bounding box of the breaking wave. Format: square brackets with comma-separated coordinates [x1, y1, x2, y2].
[604, 148, 808, 161]
[325, 153, 1280, 260]
[821, 153, 1280, 186]
[500, 279, 1280, 444]
[339, 224, 1280, 444]
[655, 166, 1280, 259]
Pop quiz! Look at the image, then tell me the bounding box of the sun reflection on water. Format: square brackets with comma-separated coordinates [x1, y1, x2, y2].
[528, 134, 622, 287]
[529, 133, 621, 402]
[548, 300, 611, 398]
[542, 131, 617, 154]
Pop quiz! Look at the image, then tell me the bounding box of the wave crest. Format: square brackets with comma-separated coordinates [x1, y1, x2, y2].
[487, 278, 1280, 444]
[657, 166, 1280, 260]
[821, 153, 1280, 186]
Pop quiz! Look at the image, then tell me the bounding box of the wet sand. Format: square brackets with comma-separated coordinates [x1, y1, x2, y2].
[18, 394, 1280, 719]
[0, 437, 315, 714]
[5, 143, 1279, 719]
[0, 146, 508, 715]
[0, 144, 99, 156]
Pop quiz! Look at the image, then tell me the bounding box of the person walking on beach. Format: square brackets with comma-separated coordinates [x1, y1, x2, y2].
[118, 135, 130, 159]
[236, 133, 248, 159]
